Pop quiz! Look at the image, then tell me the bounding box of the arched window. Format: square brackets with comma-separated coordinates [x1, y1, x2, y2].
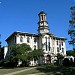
[48, 37, 50, 51]
[44, 15, 45, 20]
[41, 15, 43, 20]
[45, 37, 47, 51]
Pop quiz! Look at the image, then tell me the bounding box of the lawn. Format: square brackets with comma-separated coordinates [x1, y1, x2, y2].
[0, 67, 28, 75]
[14, 67, 45, 75]
[15, 65, 75, 75]
[0, 65, 75, 75]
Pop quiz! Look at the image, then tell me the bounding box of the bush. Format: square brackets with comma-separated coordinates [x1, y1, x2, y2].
[63, 58, 70, 67]
[0, 60, 4, 67]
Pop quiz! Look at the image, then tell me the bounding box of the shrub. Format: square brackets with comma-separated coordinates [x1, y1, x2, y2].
[63, 58, 70, 66]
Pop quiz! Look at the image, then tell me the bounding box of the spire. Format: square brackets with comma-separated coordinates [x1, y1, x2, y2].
[38, 10, 47, 15]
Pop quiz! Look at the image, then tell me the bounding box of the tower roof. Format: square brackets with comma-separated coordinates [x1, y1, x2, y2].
[38, 10, 47, 15]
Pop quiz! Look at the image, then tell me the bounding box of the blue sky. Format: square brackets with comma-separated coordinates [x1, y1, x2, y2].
[0, 0, 74, 50]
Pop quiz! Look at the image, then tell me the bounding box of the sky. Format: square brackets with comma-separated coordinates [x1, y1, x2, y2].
[0, 0, 74, 50]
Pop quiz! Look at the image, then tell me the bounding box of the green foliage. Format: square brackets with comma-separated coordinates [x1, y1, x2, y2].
[66, 50, 75, 57]
[63, 58, 70, 66]
[73, 50, 75, 57]
[66, 50, 74, 56]
[4, 43, 44, 67]
[57, 53, 64, 59]
[28, 49, 44, 61]
[7, 43, 32, 67]
[11, 43, 31, 60]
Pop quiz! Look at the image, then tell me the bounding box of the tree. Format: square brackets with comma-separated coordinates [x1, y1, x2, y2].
[66, 50, 74, 56]
[8, 43, 32, 67]
[57, 53, 64, 60]
[4, 44, 44, 67]
[63, 58, 70, 66]
[28, 49, 44, 61]
[57, 53, 64, 65]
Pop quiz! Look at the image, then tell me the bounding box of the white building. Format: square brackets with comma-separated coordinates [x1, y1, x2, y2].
[5, 11, 66, 65]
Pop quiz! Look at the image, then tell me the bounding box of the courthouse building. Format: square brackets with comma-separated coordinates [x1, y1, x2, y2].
[5, 11, 66, 65]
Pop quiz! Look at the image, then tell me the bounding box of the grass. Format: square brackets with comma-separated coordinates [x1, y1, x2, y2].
[15, 68, 45, 75]
[0, 67, 28, 75]
[0, 65, 75, 75]
[14, 65, 75, 75]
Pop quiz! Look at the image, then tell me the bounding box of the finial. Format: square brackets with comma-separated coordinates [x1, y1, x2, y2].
[41, 10, 44, 11]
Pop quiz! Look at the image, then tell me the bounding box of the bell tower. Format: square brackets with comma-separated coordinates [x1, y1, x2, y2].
[38, 10, 50, 34]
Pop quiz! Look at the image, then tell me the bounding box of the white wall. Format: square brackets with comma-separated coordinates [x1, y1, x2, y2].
[4, 46, 8, 59]
[6, 32, 66, 59]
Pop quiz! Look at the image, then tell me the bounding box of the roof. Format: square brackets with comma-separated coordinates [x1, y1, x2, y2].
[38, 10, 47, 15]
[6, 31, 67, 41]
[5, 31, 38, 41]
[53, 36, 67, 40]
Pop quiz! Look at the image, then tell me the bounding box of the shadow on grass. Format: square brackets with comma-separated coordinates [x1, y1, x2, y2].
[36, 64, 75, 75]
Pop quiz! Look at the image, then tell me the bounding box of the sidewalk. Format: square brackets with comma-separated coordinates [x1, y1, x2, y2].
[26, 73, 45, 75]
[4, 67, 37, 75]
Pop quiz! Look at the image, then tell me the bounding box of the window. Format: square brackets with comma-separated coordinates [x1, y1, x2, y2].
[59, 44, 61, 50]
[48, 37, 50, 51]
[41, 15, 43, 20]
[27, 37, 30, 43]
[20, 36, 23, 42]
[44, 15, 45, 20]
[45, 37, 47, 51]
[34, 37, 36, 43]
[62, 48, 64, 53]
[34, 45, 36, 50]
[62, 42, 63, 46]
[57, 47, 59, 52]
[53, 47, 54, 52]
[57, 41, 58, 45]
[14, 36, 16, 43]
[49, 42, 50, 51]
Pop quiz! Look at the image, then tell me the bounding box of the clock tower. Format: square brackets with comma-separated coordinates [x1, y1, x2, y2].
[38, 10, 50, 34]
